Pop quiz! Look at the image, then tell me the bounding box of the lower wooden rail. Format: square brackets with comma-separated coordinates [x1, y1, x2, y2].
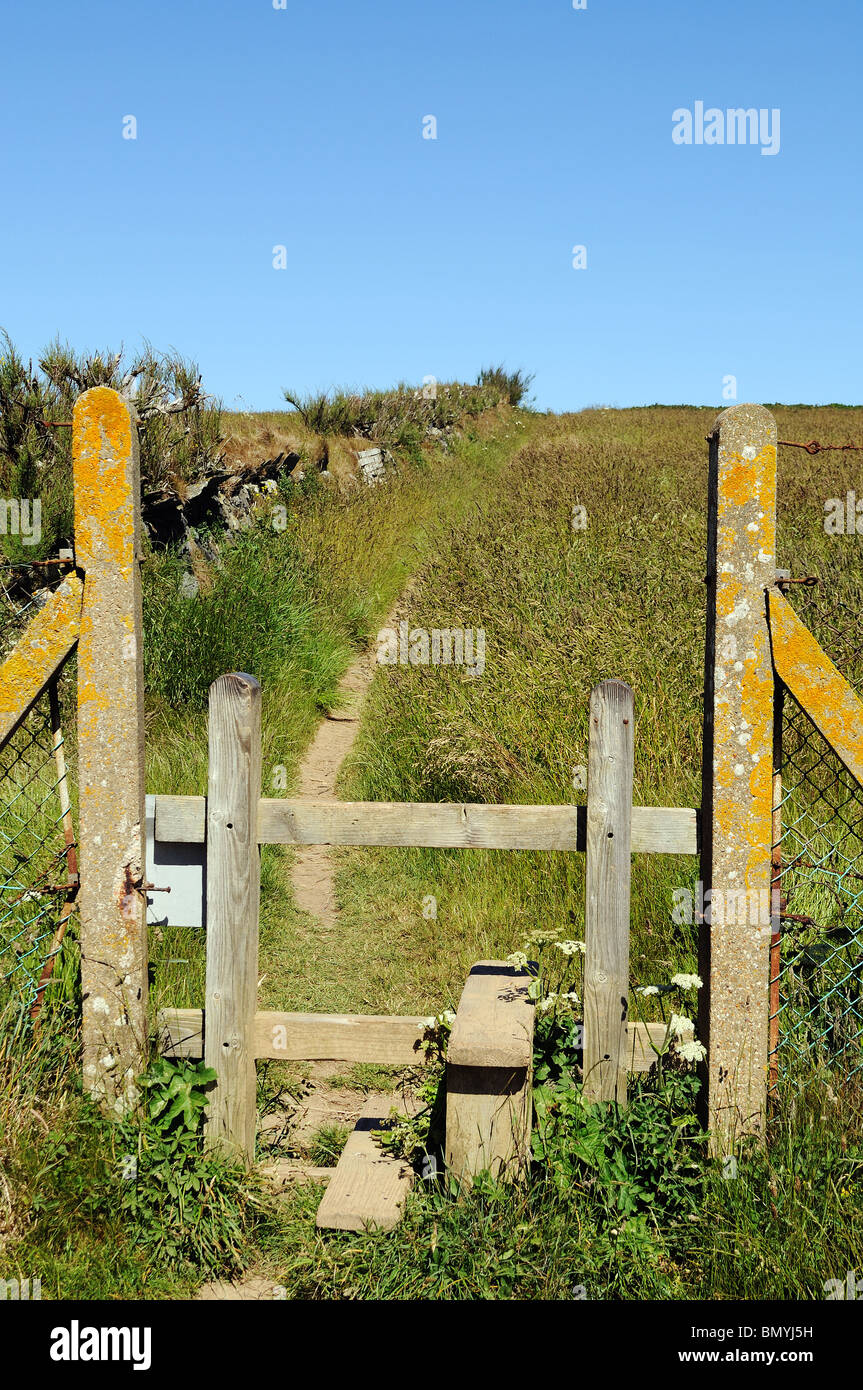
[158, 1005, 679, 1073]
[158, 1007, 431, 1065]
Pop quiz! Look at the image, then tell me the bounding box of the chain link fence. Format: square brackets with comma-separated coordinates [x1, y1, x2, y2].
[770, 585, 863, 1092]
[0, 565, 78, 1019]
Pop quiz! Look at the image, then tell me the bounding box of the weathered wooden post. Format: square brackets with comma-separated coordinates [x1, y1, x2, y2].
[699, 403, 777, 1148]
[204, 672, 262, 1163]
[445, 962, 535, 1183]
[583, 679, 634, 1105]
[74, 387, 148, 1112]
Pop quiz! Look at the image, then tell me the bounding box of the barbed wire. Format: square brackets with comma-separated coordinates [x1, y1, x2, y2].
[778, 438, 863, 454]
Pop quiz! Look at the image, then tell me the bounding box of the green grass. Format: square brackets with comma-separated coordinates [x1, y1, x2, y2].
[3, 399, 862, 1301]
[236, 401, 863, 1300]
[307, 1124, 351, 1166]
[146, 407, 543, 1018]
[241, 1067, 863, 1301]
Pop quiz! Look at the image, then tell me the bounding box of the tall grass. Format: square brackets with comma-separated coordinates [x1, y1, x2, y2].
[144, 407, 541, 1017]
[248, 402, 863, 1300]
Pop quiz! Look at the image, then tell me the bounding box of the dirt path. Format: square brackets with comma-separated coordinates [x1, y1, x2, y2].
[198, 628, 396, 1301]
[290, 645, 379, 924]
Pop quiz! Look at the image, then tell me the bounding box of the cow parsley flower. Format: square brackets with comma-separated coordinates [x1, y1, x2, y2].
[506, 951, 529, 969]
[668, 1013, 694, 1038]
[671, 973, 703, 991]
[675, 1039, 707, 1063]
[555, 940, 586, 957]
[527, 928, 562, 945]
[636, 985, 660, 996]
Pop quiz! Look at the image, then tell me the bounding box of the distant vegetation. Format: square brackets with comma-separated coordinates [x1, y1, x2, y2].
[283, 365, 533, 452]
[0, 330, 530, 569]
[0, 332, 222, 564]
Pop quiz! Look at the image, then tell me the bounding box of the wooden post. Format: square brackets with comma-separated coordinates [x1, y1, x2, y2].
[74, 388, 147, 1113]
[204, 672, 262, 1163]
[698, 403, 777, 1149]
[583, 679, 634, 1105]
[445, 961, 535, 1183]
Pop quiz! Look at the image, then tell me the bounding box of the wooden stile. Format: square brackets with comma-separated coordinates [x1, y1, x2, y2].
[158, 1006, 680, 1072]
[583, 679, 634, 1106]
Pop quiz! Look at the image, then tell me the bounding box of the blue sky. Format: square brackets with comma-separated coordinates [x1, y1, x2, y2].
[1, 0, 860, 411]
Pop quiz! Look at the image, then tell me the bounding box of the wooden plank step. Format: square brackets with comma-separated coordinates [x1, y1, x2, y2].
[445, 961, 535, 1183]
[315, 1092, 417, 1233]
[447, 961, 534, 1070]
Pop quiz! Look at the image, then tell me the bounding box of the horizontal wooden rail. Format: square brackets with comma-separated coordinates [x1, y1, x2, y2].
[154, 795, 699, 855]
[158, 1007, 432, 1065]
[157, 1006, 679, 1073]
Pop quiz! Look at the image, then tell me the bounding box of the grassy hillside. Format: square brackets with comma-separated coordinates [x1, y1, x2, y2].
[254, 403, 863, 1299]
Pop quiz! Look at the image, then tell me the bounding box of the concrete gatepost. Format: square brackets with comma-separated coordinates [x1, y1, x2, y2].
[74, 387, 148, 1113]
[698, 403, 777, 1151]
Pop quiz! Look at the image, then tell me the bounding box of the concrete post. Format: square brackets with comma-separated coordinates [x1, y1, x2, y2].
[74, 387, 148, 1113]
[699, 403, 777, 1149]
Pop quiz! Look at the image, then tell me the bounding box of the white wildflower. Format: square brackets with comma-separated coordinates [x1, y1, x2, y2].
[527, 928, 561, 945]
[668, 1013, 694, 1038]
[422, 1010, 455, 1029]
[636, 985, 660, 996]
[675, 1039, 707, 1063]
[671, 973, 703, 991]
[506, 951, 529, 969]
[538, 994, 558, 1015]
[555, 940, 586, 957]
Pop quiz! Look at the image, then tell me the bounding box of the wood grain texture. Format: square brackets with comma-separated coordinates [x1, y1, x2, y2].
[583, 680, 634, 1106]
[157, 1008, 429, 1063]
[203, 673, 261, 1163]
[154, 794, 698, 854]
[445, 961, 535, 1183]
[446, 962, 534, 1069]
[315, 1093, 417, 1231]
[157, 1009, 680, 1073]
[253, 1010, 429, 1063]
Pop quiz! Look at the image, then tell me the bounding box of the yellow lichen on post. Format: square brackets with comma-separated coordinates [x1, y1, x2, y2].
[73, 387, 147, 1114]
[699, 403, 777, 1150]
[768, 590, 863, 788]
[0, 576, 82, 747]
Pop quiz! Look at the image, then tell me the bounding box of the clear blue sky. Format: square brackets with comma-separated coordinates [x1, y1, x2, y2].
[1, 0, 860, 411]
